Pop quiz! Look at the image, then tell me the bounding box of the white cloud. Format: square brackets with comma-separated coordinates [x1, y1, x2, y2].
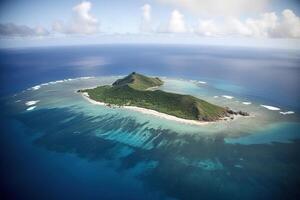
[167, 10, 187, 33]
[245, 12, 277, 37]
[140, 4, 152, 32]
[194, 9, 300, 38]
[53, 1, 99, 35]
[272, 9, 300, 38]
[196, 20, 218, 36]
[224, 17, 252, 36]
[142, 4, 151, 22]
[0, 23, 49, 37]
[156, 0, 270, 17]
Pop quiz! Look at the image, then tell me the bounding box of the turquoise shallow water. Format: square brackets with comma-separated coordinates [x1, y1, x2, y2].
[225, 122, 300, 145]
[10, 76, 298, 139]
[1, 75, 300, 199]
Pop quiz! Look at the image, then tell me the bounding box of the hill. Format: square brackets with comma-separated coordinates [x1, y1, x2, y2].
[79, 73, 247, 121]
[112, 72, 163, 90]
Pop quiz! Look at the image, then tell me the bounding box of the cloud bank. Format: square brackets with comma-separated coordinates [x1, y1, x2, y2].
[194, 9, 300, 38]
[0, 23, 49, 37]
[53, 1, 99, 35]
[1, 1, 300, 40]
[156, 0, 270, 16]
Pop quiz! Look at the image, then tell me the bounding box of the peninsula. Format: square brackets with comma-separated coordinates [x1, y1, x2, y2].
[78, 72, 248, 122]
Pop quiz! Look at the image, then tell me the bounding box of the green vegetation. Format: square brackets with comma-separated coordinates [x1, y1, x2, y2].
[113, 72, 163, 90]
[80, 72, 229, 121]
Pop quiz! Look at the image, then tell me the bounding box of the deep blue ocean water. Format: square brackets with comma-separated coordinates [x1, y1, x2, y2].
[0, 45, 300, 200]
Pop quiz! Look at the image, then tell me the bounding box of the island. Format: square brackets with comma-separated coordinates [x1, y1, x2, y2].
[78, 72, 249, 123]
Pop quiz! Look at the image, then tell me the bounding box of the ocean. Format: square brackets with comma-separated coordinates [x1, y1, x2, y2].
[0, 44, 300, 199]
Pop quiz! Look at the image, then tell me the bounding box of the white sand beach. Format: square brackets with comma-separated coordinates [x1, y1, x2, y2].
[81, 92, 211, 126]
[81, 92, 106, 106]
[124, 106, 210, 126]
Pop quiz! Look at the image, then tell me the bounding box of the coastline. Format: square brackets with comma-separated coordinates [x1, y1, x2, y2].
[81, 92, 211, 126]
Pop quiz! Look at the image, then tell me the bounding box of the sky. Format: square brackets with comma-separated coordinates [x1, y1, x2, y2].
[0, 0, 300, 48]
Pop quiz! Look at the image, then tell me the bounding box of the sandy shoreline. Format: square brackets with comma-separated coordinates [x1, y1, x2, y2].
[124, 106, 210, 126]
[81, 92, 211, 126]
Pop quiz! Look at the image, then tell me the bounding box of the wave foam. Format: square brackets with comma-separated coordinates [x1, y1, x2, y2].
[242, 102, 252, 105]
[222, 95, 234, 99]
[31, 85, 41, 90]
[79, 76, 94, 80]
[190, 80, 207, 84]
[82, 92, 89, 97]
[27, 76, 94, 91]
[260, 105, 280, 111]
[279, 111, 295, 115]
[26, 106, 36, 111]
[25, 100, 39, 106]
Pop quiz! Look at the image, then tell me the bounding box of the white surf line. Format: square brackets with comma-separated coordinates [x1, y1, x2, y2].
[222, 95, 234, 99]
[28, 76, 95, 91]
[260, 105, 280, 111]
[189, 80, 207, 84]
[279, 111, 295, 115]
[26, 106, 36, 111]
[79, 76, 94, 80]
[25, 100, 40, 106]
[82, 92, 90, 98]
[242, 102, 252, 105]
[31, 85, 41, 90]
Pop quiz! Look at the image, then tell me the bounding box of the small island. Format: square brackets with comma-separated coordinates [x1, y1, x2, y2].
[78, 72, 248, 123]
